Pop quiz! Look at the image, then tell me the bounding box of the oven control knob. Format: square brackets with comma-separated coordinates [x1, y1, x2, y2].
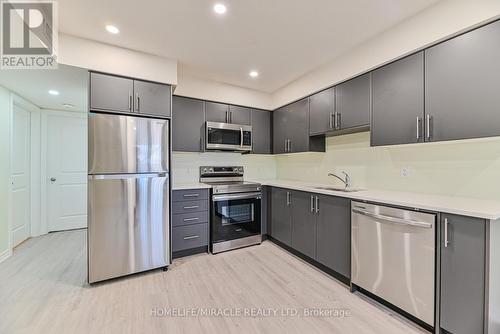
[202, 168, 208, 173]
[238, 167, 243, 172]
[209, 168, 214, 172]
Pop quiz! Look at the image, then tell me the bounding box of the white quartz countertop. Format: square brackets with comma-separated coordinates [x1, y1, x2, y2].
[172, 182, 211, 190]
[254, 179, 500, 220]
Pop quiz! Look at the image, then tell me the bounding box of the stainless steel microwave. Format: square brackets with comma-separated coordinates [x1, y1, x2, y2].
[205, 122, 252, 151]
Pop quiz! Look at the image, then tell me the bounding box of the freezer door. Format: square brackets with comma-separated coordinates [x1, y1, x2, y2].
[88, 173, 170, 283]
[88, 113, 169, 174]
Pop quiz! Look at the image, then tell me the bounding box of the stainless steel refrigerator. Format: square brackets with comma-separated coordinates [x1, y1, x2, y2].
[87, 113, 170, 283]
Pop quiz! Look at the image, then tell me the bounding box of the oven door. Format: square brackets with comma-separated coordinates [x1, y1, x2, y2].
[211, 192, 261, 243]
[206, 122, 252, 151]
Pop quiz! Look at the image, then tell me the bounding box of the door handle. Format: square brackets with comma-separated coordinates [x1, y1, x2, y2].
[240, 127, 244, 148]
[444, 218, 449, 248]
[315, 196, 319, 214]
[426, 114, 432, 140]
[310, 195, 314, 212]
[50, 177, 56, 182]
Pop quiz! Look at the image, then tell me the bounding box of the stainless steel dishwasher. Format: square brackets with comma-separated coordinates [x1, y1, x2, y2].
[351, 201, 436, 326]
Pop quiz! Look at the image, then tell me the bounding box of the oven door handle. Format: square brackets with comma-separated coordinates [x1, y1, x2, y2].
[212, 192, 262, 202]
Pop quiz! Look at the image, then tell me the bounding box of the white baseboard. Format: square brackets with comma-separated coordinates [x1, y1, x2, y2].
[0, 249, 13, 264]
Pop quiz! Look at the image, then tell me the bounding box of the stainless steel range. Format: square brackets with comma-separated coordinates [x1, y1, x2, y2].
[200, 166, 262, 254]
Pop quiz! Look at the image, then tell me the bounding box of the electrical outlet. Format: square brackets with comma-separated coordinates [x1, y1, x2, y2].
[400, 167, 410, 177]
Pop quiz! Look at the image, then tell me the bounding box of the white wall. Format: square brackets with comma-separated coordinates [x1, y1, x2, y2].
[59, 34, 178, 85]
[174, 72, 273, 110]
[172, 152, 276, 184]
[276, 132, 500, 200]
[271, 0, 500, 109]
[0, 87, 11, 259]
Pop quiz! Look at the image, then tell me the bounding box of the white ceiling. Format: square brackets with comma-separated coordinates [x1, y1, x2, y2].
[0, 64, 88, 111]
[57, 0, 440, 93]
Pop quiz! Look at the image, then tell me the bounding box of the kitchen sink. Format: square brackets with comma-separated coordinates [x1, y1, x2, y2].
[313, 186, 364, 192]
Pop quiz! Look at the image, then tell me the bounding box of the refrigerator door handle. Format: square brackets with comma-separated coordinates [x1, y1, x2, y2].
[88, 172, 167, 180]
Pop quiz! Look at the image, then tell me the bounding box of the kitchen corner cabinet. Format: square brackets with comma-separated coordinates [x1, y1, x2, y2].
[425, 20, 500, 142]
[309, 88, 335, 135]
[270, 187, 292, 246]
[172, 96, 205, 152]
[371, 52, 424, 146]
[273, 98, 325, 154]
[90, 72, 171, 117]
[335, 73, 370, 130]
[229, 105, 251, 125]
[440, 213, 485, 334]
[251, 109, 272, 154]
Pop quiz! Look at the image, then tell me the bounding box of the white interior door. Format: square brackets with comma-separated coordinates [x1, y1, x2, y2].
[11, 105, 31, 247]
[46, 111, 87, 232]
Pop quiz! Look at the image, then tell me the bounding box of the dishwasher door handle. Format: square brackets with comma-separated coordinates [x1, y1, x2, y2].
[352, 208, 433, 228]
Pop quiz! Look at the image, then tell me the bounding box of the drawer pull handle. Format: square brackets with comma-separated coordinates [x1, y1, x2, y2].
[183, 194, 199, 197]
[183, 206, 199, 209]
[183, 217, 199, 222]
[183, 235, 199, 240]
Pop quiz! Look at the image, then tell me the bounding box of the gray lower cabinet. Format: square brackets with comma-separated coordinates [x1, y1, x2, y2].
[270, 187, 292, 246]
[335, 73, 370, 130]
[371, 52, 425, 146]
[172, 189, 210, 257]
[440, 213, 486, 334]
[133, 80, 171, 117]
[251, 109, 272, 154]
[315, 195, 351, 278]
[273, 98, 325, 154]
[229, 105, 251, 125]
[90, 72, 134, 113]
[172, 96, 205, 152]
[309, 88, 335, 135]
[205, 101, 229, 123]
[290, 191, 317, 259]
[426, 20, 500, 143]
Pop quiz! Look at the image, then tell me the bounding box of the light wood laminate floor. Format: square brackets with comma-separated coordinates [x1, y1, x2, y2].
[0, 230, 428, 334]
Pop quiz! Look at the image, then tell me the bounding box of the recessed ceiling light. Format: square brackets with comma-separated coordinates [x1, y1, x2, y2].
[213, 3, 227, 14]
[48, 90, 59, 96]
[105, 25, 120, 34]
[249, 71, 259, 78]
[62, 103, 74, 108]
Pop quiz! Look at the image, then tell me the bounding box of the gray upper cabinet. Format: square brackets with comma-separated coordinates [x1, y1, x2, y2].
[315, 195, 351, 278]
[172, 96, 205, 152]
[229, 105, 251, 125]
[273, 98, 325, 154]
[133, 80, 171, 117]
[205, 101, 229, 123]
[90, 72, 133, 113]
[270, 187, 292, 246]
[371, 52, 425, 146]
[440, 214, 485, 334]
[335, 73, 370, 130]
[426, 20, 500, 142]
[251, 109, 272, 154]
[290, 191, 317, 259]
[309, 88, 334, 135]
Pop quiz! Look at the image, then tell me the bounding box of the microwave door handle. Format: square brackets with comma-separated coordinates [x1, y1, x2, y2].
[240, 127, 243, 148]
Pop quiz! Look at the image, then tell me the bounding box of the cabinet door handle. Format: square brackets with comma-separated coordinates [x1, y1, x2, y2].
[329, 113, 333, 129]
[416, 117, 421, 141]
[183, 194, 199, 198]
[310, 195, 314, 212]
[286, 191, 291, 206]
[183, 235, 199, 240]
[289, 139, 292, 152]
[183, 217, 199, 222]
[135, 93, 140, 112]
[183, 205, 199, 210]
[315, 196, 319, 214]
[336, 113, 341, 130]
[128, 92, 132, 111]
[444, 218, 449, 248]
[284, 139, 287, 152]
[229, 111, 233, 123]
[426, 114, 432, 140]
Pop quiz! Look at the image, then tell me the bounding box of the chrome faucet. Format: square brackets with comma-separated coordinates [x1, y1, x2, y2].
[328, 171, 352, 189]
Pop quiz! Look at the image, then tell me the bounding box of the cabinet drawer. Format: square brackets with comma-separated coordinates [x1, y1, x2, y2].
[172, 211, 209, 227]
[172, 223, 209, 252]
[172, 189, 209, 202]
[172, 200, 209, 214]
